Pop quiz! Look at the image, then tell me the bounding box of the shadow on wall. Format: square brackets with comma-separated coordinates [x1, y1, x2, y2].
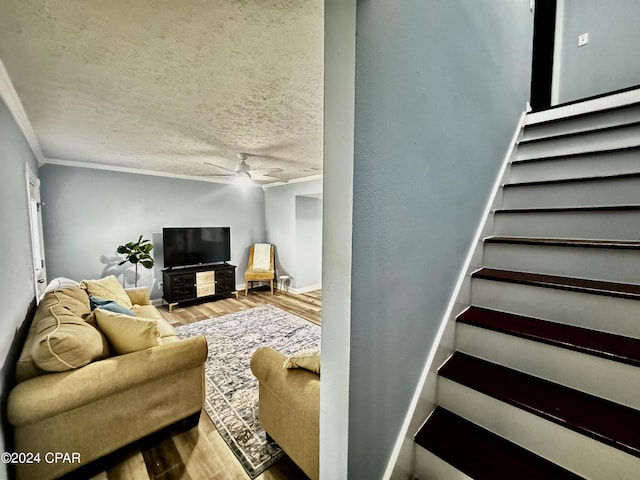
[98, 233, 163, 298]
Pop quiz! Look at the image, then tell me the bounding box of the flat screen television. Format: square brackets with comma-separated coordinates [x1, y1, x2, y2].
[163, 227, 231, 269]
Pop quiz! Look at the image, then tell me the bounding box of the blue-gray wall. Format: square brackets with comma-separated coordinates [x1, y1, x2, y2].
[347, 1, 533, 477]
[39, 165, 266, 298]
[264, 179, 322, 290]
[0, 97, 39, 479]
[556, 0, 640, 104]
[295, 196, 322, 289]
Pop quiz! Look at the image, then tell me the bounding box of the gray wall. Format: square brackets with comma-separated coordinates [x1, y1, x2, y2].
[39, 165, 266, 298]
[556, 0, 640, 103]
[347, 1, 533, 477]
[264, 179, 322, 290]
[0, 97, 40, 479]
[295, 196, 322, 290]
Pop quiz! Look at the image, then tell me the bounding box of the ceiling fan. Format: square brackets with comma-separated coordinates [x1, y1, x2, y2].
[204, 153, 284, 183]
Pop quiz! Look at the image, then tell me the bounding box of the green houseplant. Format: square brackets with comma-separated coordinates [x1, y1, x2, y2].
[117, 235, 155, 287]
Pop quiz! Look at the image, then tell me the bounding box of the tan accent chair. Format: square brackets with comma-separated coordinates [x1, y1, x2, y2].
[244, 244, 275, 295]
[250, 347, 319, 480]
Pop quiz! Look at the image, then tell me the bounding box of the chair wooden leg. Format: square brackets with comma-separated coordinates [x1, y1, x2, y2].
[270, 279, 274, 295]
[245, 281, 249, 296]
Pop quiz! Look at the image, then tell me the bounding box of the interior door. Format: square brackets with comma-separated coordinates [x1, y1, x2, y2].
[26, 166, 47, 299]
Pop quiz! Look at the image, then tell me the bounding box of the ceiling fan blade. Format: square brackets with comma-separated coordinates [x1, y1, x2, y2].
[204, 162, 236, 174]
[250, 167, 284, 176]
[250, 174, 287, 182]
[202, 172, 236, 177]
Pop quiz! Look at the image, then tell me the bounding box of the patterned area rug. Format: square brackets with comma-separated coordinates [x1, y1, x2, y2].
[176, 304, 321, 478]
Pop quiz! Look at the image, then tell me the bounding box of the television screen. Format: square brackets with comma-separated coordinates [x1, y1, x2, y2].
[163, 227, 231, 268]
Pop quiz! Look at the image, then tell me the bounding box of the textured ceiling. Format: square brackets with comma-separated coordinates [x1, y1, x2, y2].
[0, 0, 324, 183]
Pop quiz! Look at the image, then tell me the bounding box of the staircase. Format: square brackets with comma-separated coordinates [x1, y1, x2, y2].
[413, 95, 640, 479]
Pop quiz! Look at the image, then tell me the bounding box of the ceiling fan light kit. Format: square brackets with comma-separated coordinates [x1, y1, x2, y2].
[203, 152, 285, 184]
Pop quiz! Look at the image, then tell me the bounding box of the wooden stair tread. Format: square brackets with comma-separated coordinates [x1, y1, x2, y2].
[472, 268, 640, 300]
[503, 172, 640, 188]
[439, 353, 640, 457]
[485, 236, 640, 250]
[495, 205, 640, 214]
[458, 307, 640, 367]
[518, 120, 640, 146]
[525, 100, 640, 129]
[415, 407, 584, 480]
[512, 144, 640, 165]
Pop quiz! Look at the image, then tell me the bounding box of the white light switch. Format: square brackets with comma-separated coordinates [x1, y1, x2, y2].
[578, 33, 589, 47]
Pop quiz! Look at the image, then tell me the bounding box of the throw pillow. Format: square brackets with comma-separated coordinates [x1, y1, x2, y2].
[94, 308, 160, 355]
[81, 275, 133, 309]
[31, 304, 110, 372]
[283, 349, 321, 375]
[89, 295, 134, 316]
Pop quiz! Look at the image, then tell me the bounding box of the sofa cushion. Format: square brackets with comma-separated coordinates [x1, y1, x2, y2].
[283, 349, 321, 375]
[31, 304, 110, 372]
[89, 295, 134, 316]
[81, 275, 133, 309]
[39, 286, 91, 318]
[95, 309, 161, 354]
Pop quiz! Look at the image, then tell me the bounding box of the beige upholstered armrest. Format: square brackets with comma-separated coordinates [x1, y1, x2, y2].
[8, 335, 207, 427]
[125, 286, 151, 306]
[250, 347, 320, 418]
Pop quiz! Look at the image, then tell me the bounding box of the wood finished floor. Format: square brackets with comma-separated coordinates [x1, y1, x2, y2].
[89, 288, 321, 480]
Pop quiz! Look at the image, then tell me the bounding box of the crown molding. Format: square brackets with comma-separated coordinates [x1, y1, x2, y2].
[42, 157, 268, 187]
[0, 59, 45, 164]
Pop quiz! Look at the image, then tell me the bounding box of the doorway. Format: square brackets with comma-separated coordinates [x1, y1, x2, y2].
[26, 165, 47, 299]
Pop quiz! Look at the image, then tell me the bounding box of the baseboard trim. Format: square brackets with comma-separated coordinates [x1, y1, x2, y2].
[290, 283, 322, 294]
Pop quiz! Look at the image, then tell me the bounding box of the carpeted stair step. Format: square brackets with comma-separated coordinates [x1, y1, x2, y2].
[457, 306, 640, 367]
[472, 267, 640, 301]
[414, 406, 584, 480]
[438, 352, 640, 458]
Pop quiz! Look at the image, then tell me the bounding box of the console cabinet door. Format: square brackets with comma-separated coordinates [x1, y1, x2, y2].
[165, 272, 196, 302]
[216, 268, 235, 293]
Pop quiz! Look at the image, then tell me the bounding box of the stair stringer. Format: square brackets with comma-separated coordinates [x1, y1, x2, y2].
[385, 110, 528, 480]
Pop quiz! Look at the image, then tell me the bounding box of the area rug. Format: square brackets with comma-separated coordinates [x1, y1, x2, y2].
[175, 304, 320, 478]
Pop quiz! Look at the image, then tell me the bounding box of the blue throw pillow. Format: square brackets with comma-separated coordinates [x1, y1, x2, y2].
[89, 295, 134, 317]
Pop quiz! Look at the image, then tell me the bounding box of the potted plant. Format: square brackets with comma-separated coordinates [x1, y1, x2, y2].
[117, 235, 155, 287]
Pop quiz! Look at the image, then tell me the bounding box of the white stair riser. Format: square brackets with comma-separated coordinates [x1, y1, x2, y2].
[456, 323, 640, 410]
[471, 278, 640, 339]
[438, 378, 640, 480]
[483, 243, 640, 285]
[522, 106, 640, 142]
[517, 124, 640, 161]
[414, 446, 472, 480]
[510, 150, 640, 183]
[494, 209, 640, 240]
[502, 177, 640, 209]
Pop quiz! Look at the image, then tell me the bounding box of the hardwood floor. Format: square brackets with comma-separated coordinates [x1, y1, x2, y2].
[88, 288, 321, 480]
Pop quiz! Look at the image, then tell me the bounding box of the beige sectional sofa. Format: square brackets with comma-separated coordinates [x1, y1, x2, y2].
[250, 346, 320, 480]
[7, 276, 207, 480]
